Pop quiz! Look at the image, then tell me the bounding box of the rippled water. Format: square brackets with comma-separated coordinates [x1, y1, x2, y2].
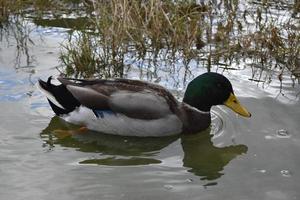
[0, 30, 300, 200]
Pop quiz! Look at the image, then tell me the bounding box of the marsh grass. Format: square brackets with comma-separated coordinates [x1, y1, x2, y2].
[0, 0, 299, 85]
[59, 1, 207, 78]
[58, 0, 299, 85]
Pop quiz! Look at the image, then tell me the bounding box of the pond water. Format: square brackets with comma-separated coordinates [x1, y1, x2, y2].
[0, 25, 300, 200]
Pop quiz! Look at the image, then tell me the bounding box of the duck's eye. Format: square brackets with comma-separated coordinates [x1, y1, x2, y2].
[233, 100, 237, 103]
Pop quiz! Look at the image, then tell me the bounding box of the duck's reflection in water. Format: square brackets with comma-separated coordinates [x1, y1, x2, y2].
[41, 116, 247, 180]
[41, 117, 178, 165]
[181, 130, 248, 180]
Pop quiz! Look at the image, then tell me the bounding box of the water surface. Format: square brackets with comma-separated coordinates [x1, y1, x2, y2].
[0, 25, 299, 200]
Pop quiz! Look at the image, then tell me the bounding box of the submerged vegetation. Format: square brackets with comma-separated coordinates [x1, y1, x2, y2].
[0, 0, 299, 84]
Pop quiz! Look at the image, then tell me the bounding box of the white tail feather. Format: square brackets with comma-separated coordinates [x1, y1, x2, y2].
[36, 82, 65, 109]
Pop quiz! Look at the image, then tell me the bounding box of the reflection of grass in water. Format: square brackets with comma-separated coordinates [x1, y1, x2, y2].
[0, 0, 86, 68]
[32, 17, 92, 30]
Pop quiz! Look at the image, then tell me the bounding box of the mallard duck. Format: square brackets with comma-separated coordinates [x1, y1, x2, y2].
[38, 72, 251, 137]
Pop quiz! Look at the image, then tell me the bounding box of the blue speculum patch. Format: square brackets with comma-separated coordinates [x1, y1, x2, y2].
[93, 109, 115, 118]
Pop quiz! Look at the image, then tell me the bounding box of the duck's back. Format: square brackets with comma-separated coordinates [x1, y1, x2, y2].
[58, 77, 180, 119]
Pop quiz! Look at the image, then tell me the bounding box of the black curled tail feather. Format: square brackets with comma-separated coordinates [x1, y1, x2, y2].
[38, 77, 81, 116]
[47, 76, 53, 86]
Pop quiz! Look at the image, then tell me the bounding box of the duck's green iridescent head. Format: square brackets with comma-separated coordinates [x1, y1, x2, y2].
[183, 72, 251, 117]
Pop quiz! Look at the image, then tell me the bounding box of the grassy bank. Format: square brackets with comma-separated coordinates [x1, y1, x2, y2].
[59, 0, 300, 83]
[0, 0, 299, 83]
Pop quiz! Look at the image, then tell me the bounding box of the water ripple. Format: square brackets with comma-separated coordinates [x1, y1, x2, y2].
[210, 110, 224, 138]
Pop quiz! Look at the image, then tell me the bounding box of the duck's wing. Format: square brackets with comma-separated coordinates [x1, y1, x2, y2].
[109, 90, 174, 119]
[58, 77, 178, 119]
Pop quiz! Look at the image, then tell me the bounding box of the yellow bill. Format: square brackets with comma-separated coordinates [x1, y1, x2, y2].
[224, 93, 251, 117]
